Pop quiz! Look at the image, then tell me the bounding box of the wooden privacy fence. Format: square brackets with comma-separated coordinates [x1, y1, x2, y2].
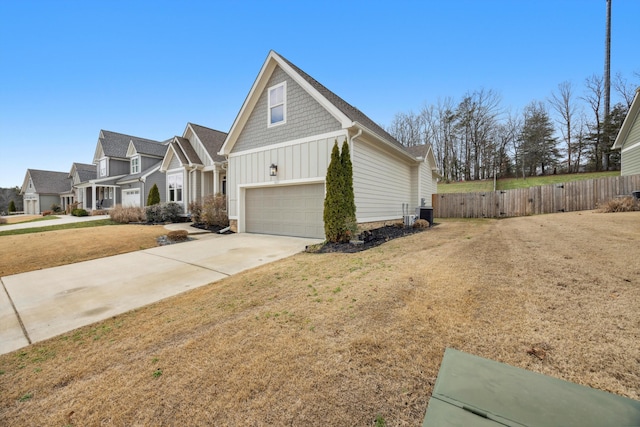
[433, 175, 640, 218]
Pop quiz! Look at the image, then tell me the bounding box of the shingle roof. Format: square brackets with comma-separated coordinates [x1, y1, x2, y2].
[189, 123, 227, 162]
[277, 52, 406, 152]
[99, 130, 164, 159]
[404, 144, 430, 158]
[131, 139, 168, 158]
[28, 169, 72, 194]
[72, 163, 97, 183]
[175, 136, 203, 165]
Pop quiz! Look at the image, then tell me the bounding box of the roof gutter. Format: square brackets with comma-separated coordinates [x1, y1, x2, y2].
[351, 121, 419, 163]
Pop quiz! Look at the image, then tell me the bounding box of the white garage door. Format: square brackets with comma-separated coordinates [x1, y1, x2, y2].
[122, 189, 140, 207]
[245, 184, 325, 239]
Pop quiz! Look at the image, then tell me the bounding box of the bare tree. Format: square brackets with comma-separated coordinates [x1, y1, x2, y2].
[582, 74, 605, 171]
[549, 81, 579, 173]
[612, 72, 636, 109]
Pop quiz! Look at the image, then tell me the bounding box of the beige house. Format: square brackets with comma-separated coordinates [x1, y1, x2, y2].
[612, 87, 640, 176]
[219, 51, 438, 239]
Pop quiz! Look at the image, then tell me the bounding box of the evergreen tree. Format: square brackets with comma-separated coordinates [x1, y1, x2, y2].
[8, 200, 16, 213]
[340, 139, 356, 238]
[147, 183, 161, 206]
[323, 141, 345, 242]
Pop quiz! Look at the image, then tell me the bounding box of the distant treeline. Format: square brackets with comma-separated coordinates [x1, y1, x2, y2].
[386, 72, 639, 182]
[0, 187, 23, 214]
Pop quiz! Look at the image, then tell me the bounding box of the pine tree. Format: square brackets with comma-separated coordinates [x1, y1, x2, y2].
[8, 200, 16, 213]
[340, 139, 356, 240]
[147, 183, 161, 206]
[323, 141, 345, 242]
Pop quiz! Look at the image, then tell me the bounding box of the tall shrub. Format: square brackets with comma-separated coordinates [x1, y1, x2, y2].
[147, 183, 161, 206]
[323, 141, 346, 242]
[340, 139, 356, 239]
[8, 200, 16, 213]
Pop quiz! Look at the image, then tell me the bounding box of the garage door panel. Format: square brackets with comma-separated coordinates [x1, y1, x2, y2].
[245, 184, 324, 239]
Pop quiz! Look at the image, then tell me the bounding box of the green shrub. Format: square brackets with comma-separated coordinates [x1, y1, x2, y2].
[162, 202, 184, 223]
[110, 205, 146, 223]
[145, 204, 163, 223]
[8, 200, 16, 213]
[324, 139, 356, 243]
[147, 183, 161, 206]
[72, 208, 88, 217]
[50, 203, 62, 213]
[201, 194, 228, 227]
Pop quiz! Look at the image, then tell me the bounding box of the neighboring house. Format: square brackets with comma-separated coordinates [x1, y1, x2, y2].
[219, 50, 438, 239]
[65, 162, 97, 210]
[76, 130, 169, 210]
[20, 169, 72, 214]
[160, 123, 228, 212]
[612, 87, 640, 176]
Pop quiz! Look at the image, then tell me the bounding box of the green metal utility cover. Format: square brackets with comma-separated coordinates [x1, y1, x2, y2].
[423, 348, 640, 426]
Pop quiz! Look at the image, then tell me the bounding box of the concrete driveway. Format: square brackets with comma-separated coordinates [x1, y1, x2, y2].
[0, 233, 320, 355]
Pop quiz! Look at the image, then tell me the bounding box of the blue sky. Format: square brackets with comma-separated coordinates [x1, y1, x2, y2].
[1, 0, 638, 187]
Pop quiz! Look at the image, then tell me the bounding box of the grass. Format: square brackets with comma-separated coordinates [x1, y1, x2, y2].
[0, 211, 638, 425]
[438, 171, 620, 193]
[0, 219, 117, 237]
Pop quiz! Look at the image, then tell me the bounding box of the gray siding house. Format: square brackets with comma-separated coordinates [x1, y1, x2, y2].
[160, 123, 228, 212]
[20, 169, 72, 214]
[219, 51, 438, 239]
[76, 130, 169, 210]
[612, 88, 640, 176]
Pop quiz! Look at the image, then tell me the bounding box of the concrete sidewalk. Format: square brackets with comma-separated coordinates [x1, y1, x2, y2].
[0, 214, 111, 232]
[0, 233, 320, 355]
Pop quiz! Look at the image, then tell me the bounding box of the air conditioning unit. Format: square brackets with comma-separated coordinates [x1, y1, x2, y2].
[403, 214, 416, 227]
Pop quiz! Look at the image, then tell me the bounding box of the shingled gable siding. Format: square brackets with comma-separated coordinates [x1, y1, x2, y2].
[621, 118, 640, 176]
[226, 133, 341, 218]
[232, 66, 342, 154]
[168, 152, 181, 170]
[185, 130, 212, 167]
[352, 137, 412, 221]
[109, 158, 129, 176]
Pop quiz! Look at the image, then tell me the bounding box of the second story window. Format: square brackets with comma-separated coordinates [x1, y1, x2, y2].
[131, 156, 140, 174]
[268, 82, 286, 127]
[99, 158, 107, 177]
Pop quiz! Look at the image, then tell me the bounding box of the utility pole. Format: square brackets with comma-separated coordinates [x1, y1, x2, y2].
[603, 0, 612, 170]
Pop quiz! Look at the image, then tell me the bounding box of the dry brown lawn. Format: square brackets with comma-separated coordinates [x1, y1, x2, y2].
[0, 211, 638, 425]
[1, 215, 42, 224]
[0, 224, 167, 276]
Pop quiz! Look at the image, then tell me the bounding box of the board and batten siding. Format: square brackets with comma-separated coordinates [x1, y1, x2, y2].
[352, 138, 413, 221]
[232, 66, 342, 153]
[227, 133, 343, 218]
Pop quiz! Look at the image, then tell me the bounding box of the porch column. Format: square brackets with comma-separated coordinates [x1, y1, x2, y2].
[213, 166, 219, 196]
[91, 183, 96, 211]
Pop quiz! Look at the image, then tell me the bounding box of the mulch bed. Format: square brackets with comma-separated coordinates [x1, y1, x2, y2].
[308, 224, 432, 253]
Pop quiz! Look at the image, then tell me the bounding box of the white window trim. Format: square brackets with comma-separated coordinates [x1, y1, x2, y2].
[267, 81, 286, 127]
[167, 171, 184, 203]
[130, 155, 140, 174]
[99, 158, 108, 177]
